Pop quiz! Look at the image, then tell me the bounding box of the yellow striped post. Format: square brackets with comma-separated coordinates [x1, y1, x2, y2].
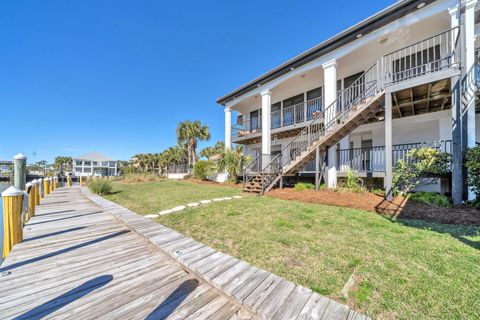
[53, 177, 58, 190]
[2, 186, 24, 258]
[44, 178, 50, 195]
[67, 176, 72, 187]
[35, 179, 41, 204]
[49, 177, 54, 193]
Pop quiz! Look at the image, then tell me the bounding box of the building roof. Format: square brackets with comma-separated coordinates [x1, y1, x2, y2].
[73, 152, 114, 162]
[216, 0, 432, 105]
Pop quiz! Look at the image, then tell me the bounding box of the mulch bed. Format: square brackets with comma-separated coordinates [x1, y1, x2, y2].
[269, 188, 480, 226]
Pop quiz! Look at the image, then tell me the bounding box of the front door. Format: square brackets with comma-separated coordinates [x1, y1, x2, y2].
[361, 139, 372, 171]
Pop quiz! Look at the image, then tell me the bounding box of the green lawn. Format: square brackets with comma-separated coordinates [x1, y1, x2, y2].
[105, 179, 241, 214]
[108, 180, 480, 319]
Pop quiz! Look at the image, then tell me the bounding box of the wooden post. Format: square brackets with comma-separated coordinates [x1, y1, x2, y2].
[44, 178, 50, 195]
[25, 182, 35, 220]
[2, 186, 24, 258]
[49, 177, 54, 193]
[67, 176, 72, 187]
[38, 178, 44, 199]
[35, 180, 41, 204]
[13, 153, 27, 191]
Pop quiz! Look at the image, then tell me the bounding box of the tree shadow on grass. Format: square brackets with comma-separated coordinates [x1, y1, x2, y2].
[375, 198, 480, 250]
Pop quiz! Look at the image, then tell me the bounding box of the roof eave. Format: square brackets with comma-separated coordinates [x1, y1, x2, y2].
[216, 0, 431, 106]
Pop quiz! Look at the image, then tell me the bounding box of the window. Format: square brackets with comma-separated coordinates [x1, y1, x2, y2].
[75, 161, 83, 166]
[83, 167, 91, 173]
[306, 87, 323, 120]
[84, 161, 91, 166]
[271, 102, 281, 129]
[75, 167, 82, 173]
[283, 94, 304, 125]
[250, 110, 261, 131]
[393, 45, 441, 82]
[109, 162, 116, 167]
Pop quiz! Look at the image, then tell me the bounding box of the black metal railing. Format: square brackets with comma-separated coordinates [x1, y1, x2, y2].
[336, 140, 452, 172]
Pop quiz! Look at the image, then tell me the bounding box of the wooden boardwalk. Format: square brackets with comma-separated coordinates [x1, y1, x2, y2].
[0, 187, 254, 319]
[0, 187, 368, 320]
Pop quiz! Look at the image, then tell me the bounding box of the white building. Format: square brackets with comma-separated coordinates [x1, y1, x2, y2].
[72, 152, 118, 177]
[218, 0, 480, 204]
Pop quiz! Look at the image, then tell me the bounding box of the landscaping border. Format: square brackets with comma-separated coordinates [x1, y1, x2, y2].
[81, 187, 370, 320]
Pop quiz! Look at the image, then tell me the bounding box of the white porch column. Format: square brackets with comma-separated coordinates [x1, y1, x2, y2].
[385, 92, 393, 200]
[464, 0, 478, 201]
[224, 106, 232, 150]
[261, 89, 272, 167]
[323, 59, 338, 188]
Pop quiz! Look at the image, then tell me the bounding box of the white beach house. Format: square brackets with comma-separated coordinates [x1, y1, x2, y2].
[72, 152, 118, 177]
[217, 0, 480, 204]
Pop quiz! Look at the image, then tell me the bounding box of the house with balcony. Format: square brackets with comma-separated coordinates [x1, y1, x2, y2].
[72, 152, 118, 177]
[217, 0, 480, 205]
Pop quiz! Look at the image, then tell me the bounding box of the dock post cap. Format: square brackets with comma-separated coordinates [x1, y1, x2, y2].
[31, 179, 37, 183]
[26, 182, 32, 188]
[2, 186, 24, 197]
[13, 153, 27, 160]
[38, 178, 43, 182]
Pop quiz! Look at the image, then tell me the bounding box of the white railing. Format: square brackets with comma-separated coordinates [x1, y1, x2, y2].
[383, 27, 460, 85]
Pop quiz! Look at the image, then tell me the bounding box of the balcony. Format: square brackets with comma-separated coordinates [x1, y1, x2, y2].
[232, 97, 323, 142]
[232, 28, 461, 144]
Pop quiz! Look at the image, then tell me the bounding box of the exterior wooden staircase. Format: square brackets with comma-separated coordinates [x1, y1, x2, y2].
[243, 63, 384, 194]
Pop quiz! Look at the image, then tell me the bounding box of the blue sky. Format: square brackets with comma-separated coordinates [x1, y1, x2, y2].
[0, 0, 393, 163]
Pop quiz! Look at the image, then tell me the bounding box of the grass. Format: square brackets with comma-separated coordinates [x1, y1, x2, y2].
[108, 180, 480, 319]
[105, 179, 241, 214]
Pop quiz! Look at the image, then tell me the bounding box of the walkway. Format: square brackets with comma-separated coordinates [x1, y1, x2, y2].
[0, 187, 254, 319]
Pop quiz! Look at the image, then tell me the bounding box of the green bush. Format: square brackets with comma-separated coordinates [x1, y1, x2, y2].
[193, 160, 217, 180]
[88, 179, 113, 195]
[393, 147, 450, 195]
[409, 191, 451, 208]
[294, 182, 315, 191]
[466, 147, 480, 205]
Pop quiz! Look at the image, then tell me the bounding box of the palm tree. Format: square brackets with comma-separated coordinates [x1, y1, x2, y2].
[200, 141, 225, 160]
[176, 120, 211, 169]
[54, 156, 73, 176]
[217, 145, 252, 178]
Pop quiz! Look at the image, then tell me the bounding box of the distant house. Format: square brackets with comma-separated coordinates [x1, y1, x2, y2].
[0, 160, 13, 176]
[72, 152, 118, 177]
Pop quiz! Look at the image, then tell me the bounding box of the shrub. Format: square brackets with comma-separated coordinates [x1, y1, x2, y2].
[294, 182, 315, 191]
[393, 147, 450, 195]
[88, 179, 113, 195]
[409, 191, 451, 208]
[121, 173, 163, 183]
[466, 147, 480, 204]
[193, 160, 217, 180]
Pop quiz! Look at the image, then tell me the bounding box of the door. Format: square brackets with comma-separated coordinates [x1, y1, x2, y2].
[271, 102, 281, 129]
[250, 110, 260, 132]
[361, 139, 372, 171]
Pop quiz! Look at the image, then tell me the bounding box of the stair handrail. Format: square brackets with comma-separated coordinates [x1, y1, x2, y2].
[243, 153, 262, 187]
[260, 62, 380, 192]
